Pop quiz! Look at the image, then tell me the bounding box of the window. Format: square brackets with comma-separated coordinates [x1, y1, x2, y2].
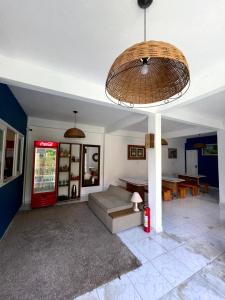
[0, 119, 24, 186]
[16, 135, 24, 175]
[4, 128, 16, 180]
[0, 124, 6, 183]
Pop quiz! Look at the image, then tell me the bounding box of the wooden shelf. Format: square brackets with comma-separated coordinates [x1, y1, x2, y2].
[57, 143, 82, 201]
[109, 208, 136, 219]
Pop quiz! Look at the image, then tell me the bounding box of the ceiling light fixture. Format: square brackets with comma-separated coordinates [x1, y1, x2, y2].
[193, 143, 206, 149]
[64, 111, 85, 138]
[105, 0, 190, 108]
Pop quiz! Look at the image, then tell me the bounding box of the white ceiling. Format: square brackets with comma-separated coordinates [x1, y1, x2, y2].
[9, 86, 139, 128]
[10, 85, 212, 137]
[1, 0, 225, 134]
[180, 89, 225, 120]
[126, 118, 194, 133]
[1, 0, 225, 86]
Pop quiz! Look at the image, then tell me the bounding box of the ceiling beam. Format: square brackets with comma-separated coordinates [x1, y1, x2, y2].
[163, 109, 224, 130]
[163, 127, 216, 139]
[105, 114, 147, 133]
[0, 54, 150, 116]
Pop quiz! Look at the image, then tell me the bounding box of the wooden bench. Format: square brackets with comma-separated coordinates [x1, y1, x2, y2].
[178, 185, 189, 198]
[179, 182, 200, 196]
[200, 182, 209, 193]
[162, 188, 173, 201]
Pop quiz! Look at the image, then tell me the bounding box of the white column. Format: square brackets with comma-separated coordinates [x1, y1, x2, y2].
[147, 113, 163, 232]
[218, 129, 225, 206]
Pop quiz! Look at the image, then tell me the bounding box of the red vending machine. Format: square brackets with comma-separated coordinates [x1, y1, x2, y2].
[32, 141, 59, 208]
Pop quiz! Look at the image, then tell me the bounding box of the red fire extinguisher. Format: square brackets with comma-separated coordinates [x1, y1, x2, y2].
[144, 206, 150, 232]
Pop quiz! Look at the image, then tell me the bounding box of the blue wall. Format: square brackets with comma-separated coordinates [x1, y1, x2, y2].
[185, 135, 218, 187]
[0, 84, 27, 238]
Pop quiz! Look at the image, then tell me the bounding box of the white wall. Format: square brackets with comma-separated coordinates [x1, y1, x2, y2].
[104, 131, 147, 188]
[23, 118, 148, 205]
[162, 137, 186, 176]
[218, 129, 225, 205]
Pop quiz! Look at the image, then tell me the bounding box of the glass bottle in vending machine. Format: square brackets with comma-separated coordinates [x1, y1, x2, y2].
[31, 141, 59, 208]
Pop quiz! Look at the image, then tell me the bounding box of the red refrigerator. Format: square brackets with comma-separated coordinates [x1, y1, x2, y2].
[32, 141, 59, 208]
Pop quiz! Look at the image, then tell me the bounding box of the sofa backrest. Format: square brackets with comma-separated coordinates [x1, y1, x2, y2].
[107, 185, 132, 202]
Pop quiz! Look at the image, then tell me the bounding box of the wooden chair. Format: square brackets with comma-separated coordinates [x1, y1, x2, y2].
[162, 188, 173, 201]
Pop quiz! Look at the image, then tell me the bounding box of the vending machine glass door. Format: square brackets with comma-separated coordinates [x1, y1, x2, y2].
[34, 147, 57, 193]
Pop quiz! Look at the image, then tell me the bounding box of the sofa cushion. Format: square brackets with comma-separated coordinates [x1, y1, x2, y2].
[90, 190, 133, 213]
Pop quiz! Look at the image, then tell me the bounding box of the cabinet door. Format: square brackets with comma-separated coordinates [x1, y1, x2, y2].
[34, 147, 57, 193]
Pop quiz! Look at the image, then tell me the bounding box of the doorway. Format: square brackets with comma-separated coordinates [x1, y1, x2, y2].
[186, 150, 198, 175]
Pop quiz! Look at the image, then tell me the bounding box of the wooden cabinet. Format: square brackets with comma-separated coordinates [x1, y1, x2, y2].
[57, 143, 82, 201]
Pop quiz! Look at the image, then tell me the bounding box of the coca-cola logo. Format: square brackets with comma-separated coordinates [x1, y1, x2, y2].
[39, 142, 53, 147]
[35, 141, 58, 147]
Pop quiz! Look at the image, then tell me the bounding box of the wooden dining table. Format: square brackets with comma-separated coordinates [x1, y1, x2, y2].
[119, 177, 148, 200]
[162, 176, 185, 196]
[119, 176, 185, 199]
[178, 174, 206, 185]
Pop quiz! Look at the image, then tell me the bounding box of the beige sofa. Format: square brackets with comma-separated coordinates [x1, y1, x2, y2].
[88, 185, 142, 233]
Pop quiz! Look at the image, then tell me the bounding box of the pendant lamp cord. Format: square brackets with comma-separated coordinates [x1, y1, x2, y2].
[144, 7, 146, 42]
[74, 111, 77, 128]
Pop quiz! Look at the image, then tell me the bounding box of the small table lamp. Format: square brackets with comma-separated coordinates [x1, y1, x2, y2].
[131, 192, 143, 212]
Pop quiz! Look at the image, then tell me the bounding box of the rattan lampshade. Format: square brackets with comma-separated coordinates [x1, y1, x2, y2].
[106, 40, 190, 107]
[193, 143, 206, 149]
[64, 111, 85, 138]
[64, 128, 85, 138]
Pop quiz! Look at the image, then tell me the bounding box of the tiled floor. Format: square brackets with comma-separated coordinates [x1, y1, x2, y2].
[76, 190, 225, 299]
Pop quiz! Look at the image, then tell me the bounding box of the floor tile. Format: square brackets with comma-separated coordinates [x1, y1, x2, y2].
[159, 290, 179, 300]
[194, 233, 225, 252]
[97, 274, 141, 300]
[181, 221, 209, 237]
[118, 226, 152, 244]
[186, 239, 222, 260]
[171, 244, 210, 273]
[200, 254, 225, 296]
[128, 262, 172, 300]
[125, 241, 148, 264]
[209, 224, 225, 240]
[172, 274, 225, 300]
[134, 238, 166, 261]
[164, 226, 195, 243]
[152, 232, 182, 251]
[75, 289, 99, 300]
[152, 252, 193, 287]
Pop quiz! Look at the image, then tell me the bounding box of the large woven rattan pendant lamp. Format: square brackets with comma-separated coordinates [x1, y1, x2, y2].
[64, 111, 85, 138]
[105, 0, 190, 107]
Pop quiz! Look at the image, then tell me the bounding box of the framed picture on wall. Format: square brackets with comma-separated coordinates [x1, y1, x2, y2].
[168, 148, 177, 159]
[128, 145, 146, 160]
[202, 144, 218, 156]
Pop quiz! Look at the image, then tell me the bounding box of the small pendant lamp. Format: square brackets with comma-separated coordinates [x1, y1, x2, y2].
[105, 0, 190, 107]
[64, 111, 85, 138]
[193, 143, 206, 149]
